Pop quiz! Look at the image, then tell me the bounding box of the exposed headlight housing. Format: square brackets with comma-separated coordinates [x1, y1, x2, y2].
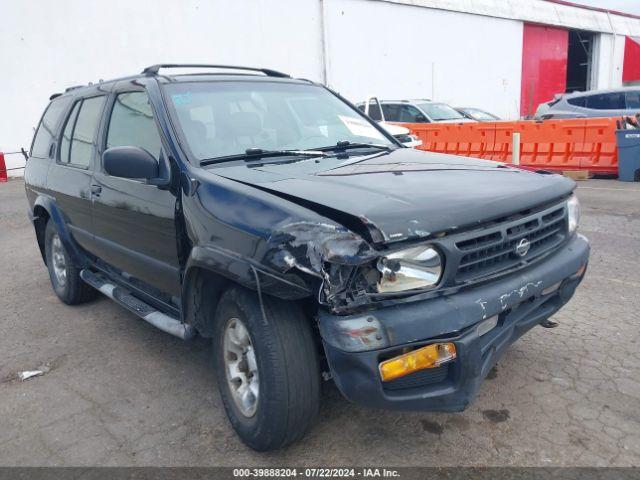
[319, 314, 390, 352]
[377, 245, 443, 293]
[567, 195, 580, 234]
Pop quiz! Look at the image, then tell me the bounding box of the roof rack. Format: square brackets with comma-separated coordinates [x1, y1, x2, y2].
[64, 85, 84, 92]
[142, 64, 291, 78]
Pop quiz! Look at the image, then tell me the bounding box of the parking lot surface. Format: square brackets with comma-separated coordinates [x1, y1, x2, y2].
[0, 178, 639, 466]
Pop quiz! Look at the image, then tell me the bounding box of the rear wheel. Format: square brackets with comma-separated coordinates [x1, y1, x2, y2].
[44, 221, 97, 305]
[213, 286, 320, 451]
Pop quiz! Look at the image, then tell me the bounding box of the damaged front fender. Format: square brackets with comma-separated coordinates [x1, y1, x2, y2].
[265, 220, 379, 308]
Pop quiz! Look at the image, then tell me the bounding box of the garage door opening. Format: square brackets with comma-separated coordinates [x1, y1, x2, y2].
[566, 30, 594, 93]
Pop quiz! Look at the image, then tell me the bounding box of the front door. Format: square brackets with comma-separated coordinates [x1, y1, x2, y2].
[90, 89, 181, 297]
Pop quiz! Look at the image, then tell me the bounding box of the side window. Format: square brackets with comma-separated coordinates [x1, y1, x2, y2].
[398, 105, 424, 123]
[625, 91, 640, 109]
[381, 104, 401, 122]
[59, 102, 81, 164]
[58, 96, 106, 167]
[586, 93, 625, 110]
[567, 96, 586, 107]
[31, 97, 71, 158]
[106, 91, 162, 160]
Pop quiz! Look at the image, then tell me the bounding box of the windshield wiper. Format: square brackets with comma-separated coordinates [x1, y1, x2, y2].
[200, 148, 326, 166]
[314, 141, 393, 152]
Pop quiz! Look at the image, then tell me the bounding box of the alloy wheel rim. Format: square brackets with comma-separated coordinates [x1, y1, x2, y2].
[223, 317, 259, 417]
[51, 234, 67, 287]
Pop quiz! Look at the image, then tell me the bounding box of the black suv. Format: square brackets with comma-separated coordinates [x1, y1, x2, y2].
[25, 64, 590, 451]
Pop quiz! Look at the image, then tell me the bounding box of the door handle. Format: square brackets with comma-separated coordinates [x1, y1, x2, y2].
[90, 185, 102, 197]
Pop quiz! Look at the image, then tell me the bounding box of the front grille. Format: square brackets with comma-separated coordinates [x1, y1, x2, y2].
[454, 203, 567, 283]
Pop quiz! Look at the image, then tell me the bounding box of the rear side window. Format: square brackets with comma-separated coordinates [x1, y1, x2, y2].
[567, 96, 586, 107]
[59, 96, 106, 168]
[59, 102, 81, 164]
[585, 93, 625, 110]
[31, 97, 71, 158]
[106, 91, 162, 159]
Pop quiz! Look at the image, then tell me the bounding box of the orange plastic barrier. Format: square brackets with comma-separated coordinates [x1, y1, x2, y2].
[398, 118, 619, 175]
[581, 118, 618, 173]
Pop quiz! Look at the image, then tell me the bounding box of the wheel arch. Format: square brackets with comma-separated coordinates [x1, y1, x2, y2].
[32, 204, 50, 264]
[31, 196, 83, 266]
[182, 245, 314, 337]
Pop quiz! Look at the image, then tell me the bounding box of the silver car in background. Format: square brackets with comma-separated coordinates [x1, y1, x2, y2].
[535, 87, 640, 119]
[455, 107, 500, 121]
[357, 98, 475, 123]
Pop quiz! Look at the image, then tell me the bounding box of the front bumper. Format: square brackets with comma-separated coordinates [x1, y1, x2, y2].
[319, 233, 590, 411]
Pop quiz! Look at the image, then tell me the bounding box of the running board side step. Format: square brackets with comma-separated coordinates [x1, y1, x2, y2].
[80, 269, 196, 340]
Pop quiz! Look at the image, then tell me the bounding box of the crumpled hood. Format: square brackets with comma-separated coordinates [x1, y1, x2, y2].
[212, 148, 574, 244]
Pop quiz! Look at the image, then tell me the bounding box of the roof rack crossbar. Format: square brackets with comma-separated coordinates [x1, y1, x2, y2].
[142, 64, 290, 78]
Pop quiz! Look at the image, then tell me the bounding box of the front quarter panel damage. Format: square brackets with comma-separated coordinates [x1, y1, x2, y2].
[182, 171, 381, 311]
[265, 220, 378, 309]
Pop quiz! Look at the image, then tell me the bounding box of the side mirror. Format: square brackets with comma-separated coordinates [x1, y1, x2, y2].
[103, 146, 159, 180]
[415, 114, 428, 123]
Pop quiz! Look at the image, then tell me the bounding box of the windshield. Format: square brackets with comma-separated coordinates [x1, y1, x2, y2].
[164, 81, 394, 162]
[415, 102, 464, 121]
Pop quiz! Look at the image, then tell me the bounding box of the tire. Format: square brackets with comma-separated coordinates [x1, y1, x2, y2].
[212, 286, 321, 451]
[44, 221, 97, 305]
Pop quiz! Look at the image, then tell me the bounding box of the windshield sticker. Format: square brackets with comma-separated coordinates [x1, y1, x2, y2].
[172, 92, 192, 106]
[338, 115, 385, 140]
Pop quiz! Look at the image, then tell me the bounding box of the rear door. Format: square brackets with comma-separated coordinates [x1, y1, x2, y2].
[46, 94, 107, 253]
[90, 87, 181, 297]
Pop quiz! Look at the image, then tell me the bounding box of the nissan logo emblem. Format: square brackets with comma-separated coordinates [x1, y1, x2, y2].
[515, 238, 531, 257]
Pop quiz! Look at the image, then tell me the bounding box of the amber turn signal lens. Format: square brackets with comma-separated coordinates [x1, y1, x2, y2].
[379, 343, 456, 382]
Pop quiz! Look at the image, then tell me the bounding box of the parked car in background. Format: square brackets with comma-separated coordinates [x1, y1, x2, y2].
[357, 98, 475, 123]
[535, 87, 640, 119]
[379, 122, 422, 147]
[25, 64, 589, 451]
[455, 107, 500, 122]
[358, 97, 422, 147]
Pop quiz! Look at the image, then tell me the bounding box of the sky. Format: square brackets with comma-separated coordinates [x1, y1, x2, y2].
[568, 0, 640, 15]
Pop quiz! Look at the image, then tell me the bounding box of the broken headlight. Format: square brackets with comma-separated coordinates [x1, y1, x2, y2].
[376, 245, 443, 293]
[567, 195, 580, 234]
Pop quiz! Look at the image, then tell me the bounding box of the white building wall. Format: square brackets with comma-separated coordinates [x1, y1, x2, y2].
[323, 0, 523, 118]
[0, 0, 324, 176]
[592, 33, 626, 90]
[0, 0, 635, 177]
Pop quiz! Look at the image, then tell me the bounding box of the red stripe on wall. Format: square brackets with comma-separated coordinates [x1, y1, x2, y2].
[520, 24, 569, 117]
[623, 36, 640, 83]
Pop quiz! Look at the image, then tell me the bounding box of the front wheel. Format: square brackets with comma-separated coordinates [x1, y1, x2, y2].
[213, 287, 321, 451]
